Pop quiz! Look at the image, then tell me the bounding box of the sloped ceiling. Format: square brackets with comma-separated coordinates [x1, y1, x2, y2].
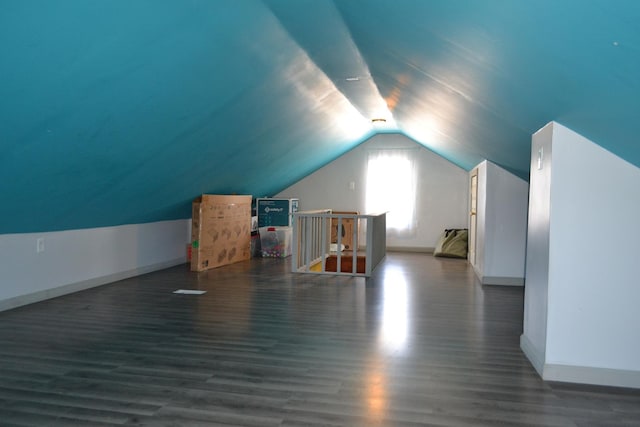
[1, 0, 639, 233]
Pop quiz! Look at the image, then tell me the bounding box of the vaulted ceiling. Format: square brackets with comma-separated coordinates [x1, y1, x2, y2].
[1, 0, 639, 233]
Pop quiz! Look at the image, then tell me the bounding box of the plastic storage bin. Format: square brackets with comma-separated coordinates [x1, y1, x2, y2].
[259, 226, 292, 258]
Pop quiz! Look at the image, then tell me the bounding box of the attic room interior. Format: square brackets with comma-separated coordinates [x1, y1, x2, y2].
[1, 0, 639, 425]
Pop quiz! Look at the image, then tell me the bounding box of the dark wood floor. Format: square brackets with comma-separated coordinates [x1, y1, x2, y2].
[0, 253, 638, 426]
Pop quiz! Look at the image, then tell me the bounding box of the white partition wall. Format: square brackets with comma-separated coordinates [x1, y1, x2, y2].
[521, 122, 640, 388]
[469, 160, 528, 285]
[521, 123, 553, 371]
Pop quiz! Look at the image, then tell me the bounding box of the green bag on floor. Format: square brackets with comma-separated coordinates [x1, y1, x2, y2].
[434, 228, 468, 258]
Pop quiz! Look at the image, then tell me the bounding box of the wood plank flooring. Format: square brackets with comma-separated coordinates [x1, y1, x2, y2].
[0, 252, 638, 426]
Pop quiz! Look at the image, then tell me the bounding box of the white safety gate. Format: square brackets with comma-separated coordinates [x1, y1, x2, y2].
[292, 210, 386, 277]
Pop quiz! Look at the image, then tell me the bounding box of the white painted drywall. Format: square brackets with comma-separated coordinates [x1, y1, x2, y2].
[485, 161, 529, 281]
[276, 133, 469, 250]
[471, 162, 488, 275]
[470, 161, 529, 285]
[546, 123, 640, 373]
[521, 123, 553, 370]
[522, 121, 640, 387]
[0, 219, 190, 311]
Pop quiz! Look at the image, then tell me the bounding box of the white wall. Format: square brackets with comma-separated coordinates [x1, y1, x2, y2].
[521, 123, 553, 372]
[473, 163, 487, 272]
[521, 122, 640, 388]
[0, 219, 191, 311]
[471, 161, 529, 285]
[276, 133, 469, 250]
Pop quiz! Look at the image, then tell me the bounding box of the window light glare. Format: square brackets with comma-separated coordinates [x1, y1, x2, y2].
[366, 151, 416, 232]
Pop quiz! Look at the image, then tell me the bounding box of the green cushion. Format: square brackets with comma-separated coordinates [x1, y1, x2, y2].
[434, 229, 468, 258]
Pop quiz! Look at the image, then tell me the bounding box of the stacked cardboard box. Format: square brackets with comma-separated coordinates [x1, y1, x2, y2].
[191, 195, 252, 272]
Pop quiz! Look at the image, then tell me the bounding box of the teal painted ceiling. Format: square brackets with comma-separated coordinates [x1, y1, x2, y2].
[1, 0, 639, 233]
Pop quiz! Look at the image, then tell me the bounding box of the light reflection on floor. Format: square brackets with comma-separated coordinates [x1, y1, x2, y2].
[379, 266, 409, 354]
[365, 361, 388, 422]
[364, 265, 411, 421]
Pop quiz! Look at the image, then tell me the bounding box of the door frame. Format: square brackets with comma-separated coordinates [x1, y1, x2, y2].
[469, 169, 478, 265]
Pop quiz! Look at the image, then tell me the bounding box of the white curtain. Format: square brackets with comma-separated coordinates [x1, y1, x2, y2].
[365, 149, 418, 237]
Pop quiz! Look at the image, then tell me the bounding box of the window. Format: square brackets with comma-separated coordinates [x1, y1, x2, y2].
[365, 149, 417, 235]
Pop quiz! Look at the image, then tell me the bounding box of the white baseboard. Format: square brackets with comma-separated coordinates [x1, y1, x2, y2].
[471, 265, 524, 286]
[521, 334, 640, 389]
[482, 276, 524, 286]
[543, 363, 640, 389]
[520, 333, 545, 376]
[0, 257, 185, 312]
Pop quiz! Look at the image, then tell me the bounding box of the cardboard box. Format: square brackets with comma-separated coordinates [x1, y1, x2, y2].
[331, 211, 359, 251]
[191, 194, 252, 272]
[256, 198, 299, 227]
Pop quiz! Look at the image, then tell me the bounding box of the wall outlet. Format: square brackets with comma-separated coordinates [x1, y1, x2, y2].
[348, 181, 355, 191]
[36, 237, 45, 253]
